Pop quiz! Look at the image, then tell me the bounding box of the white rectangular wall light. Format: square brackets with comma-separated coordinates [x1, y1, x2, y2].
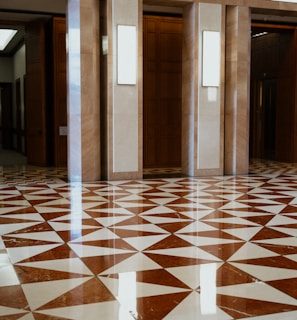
[202, 31, 220, 87]
[117, 25, 137, 85]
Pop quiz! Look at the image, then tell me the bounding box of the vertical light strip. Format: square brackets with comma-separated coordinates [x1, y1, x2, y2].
[67, 0, 82, 182]
[202, 31, 220, 87]
[117, 25, 137, 85]
[200, 263, 217, 314]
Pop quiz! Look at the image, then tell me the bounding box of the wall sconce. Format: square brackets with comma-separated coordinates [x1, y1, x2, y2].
[117, 25, 137, 85]
[202, 31, 220, 87]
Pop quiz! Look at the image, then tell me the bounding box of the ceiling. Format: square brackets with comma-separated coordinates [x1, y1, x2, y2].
[1, 0, 297, 56]
[0, 0, 66, 56]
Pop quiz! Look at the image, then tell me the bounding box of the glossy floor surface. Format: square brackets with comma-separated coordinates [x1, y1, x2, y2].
[1, 161, 297, 319]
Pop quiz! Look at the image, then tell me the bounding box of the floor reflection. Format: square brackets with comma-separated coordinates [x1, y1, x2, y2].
[0, 161, 297, 319]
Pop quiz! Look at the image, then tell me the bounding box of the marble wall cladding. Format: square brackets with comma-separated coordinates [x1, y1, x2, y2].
[67, 0, 100, 182]
[182, 4, 196, 177]
[80, 0, 101, 181]
[67, 0, 82, 182]
[196, 3, 224, 173]
[225, 6, 250, 175]
[110, 0, 142, 176]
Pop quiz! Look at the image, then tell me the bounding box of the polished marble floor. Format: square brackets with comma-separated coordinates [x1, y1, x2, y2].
[1, 161, 297, 319]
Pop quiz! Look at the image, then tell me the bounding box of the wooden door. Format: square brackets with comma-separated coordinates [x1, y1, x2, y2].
[143, 15, 182, 168]
[25, 20, 48, 165]
[52, 17, 67, 166]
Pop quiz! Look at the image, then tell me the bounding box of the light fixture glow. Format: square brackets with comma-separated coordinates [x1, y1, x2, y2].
[252, 32, 268, 38]
[117, 25, 137, 85]
[202, 31, 220, 87]
[0, 29, 17, 51]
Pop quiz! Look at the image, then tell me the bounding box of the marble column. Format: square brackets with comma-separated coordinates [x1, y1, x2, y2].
[67, 0, 101, 182]
[182, 3, 224, 177]
[105, 0, 143, 180]
[225, 6, 250, 175]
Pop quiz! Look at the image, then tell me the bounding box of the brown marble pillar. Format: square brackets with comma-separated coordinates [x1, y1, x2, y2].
[225, 6, 250, 175]
[80, 0, 101, 181]
[67, 0, 101, 182]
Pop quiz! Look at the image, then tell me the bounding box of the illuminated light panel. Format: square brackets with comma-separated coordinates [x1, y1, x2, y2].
[0, 29, 17, 51]
[273, 0, 297, 2]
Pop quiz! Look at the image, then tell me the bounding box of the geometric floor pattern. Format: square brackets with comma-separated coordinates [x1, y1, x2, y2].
[1, 167, 297, 318]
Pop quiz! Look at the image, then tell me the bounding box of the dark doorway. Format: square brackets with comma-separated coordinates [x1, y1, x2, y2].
[0, 83, 13, 150]
[250, 23, 297, 162]
[143, 14, 182, 173]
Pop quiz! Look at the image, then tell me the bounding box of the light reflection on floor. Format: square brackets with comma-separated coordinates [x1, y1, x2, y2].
[0, 160, 297, 319]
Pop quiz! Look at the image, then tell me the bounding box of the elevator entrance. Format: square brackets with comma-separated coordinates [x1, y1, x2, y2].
[250, 22, 297, 163]
[143, 14, 182, 175]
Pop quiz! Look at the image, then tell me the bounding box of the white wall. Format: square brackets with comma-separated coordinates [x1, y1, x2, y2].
[13, 44, 26, 152]
[0, 58, 13, 82]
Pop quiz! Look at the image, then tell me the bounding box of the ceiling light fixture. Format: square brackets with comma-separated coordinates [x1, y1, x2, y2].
[0, 29, 18, 51]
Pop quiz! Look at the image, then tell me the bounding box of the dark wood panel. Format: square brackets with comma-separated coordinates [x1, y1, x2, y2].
[52, 17, 67, 167]
[25, 20, 47, 165]
[143, 15, 182, 168]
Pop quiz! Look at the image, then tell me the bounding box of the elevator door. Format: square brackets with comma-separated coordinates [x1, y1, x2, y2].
[143, 15, 182, 168]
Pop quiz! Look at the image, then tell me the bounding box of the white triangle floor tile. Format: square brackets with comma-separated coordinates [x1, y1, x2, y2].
[219, 201, 250, 210]
[202, 217, 260, 227]
[177, 234, 243, 246]
[0, 207, 31, 215]
[113, 223, 169, 233]
[216, 282, 297, 306]
[252, 237, 297, 247]
[22, 277, 92, 310]
[0, 222, 41, 236]
[176, 221, 217, 233]
[5, 231, 64, 243]
[0, 200, 30, 206]
[3, 213, 45, 221]
[145, 247, 221, 262]
[149, 198, 179, 205]
[35, 301, 135, 320]
[99, 274, 189, 299]
[223, 227, 262, 241]
[69, 228, 119, 242]
[7, 244, 62, 263]
[0, 264, 20, 286]
[163, 291, 232, 320]
[228, 242, 278, 261]
[0, 306, 29, 317]
[35, 206, 71, 213]
[179, 209, 214, 220]
[68, 243, 136, 258]
[142, 215, 191, 224]
[99, 252, 162, 275]
[94, 216, 135, 227]
[50, 211, 92, 221]
[230, 262, 297, 282]
[166, 263, 222, 289]
[49, 221, 100, 231]
[140, 206, 176, 215]
[123, 234, 170, 251]
[285, 253, 297, 262]
[255, 205, 287, 214]
[18, 313, 35, 320]
[17, 257, 93, 275]
[266, 215, 297, 226]
[248, 310, 297, 320]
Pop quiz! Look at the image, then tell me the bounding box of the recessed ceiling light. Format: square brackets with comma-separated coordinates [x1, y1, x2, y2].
[0, 29, 18, 51]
